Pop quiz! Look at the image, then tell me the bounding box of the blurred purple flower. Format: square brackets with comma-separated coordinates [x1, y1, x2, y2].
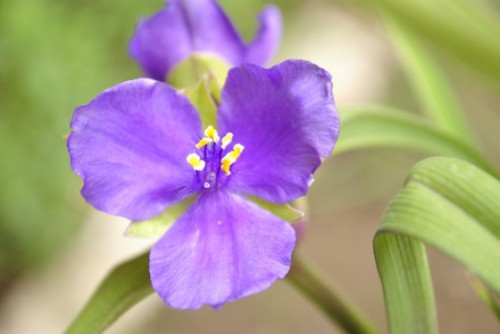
[129, 0, 281, 81]
[68, 60, 339, 309]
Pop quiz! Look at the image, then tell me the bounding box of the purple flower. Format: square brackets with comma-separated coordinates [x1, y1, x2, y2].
[129, 0, 281, 81]
[68, 60, 339, 309]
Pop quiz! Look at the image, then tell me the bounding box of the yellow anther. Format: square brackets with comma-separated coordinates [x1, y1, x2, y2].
[186, 153, 206, 171]
[232, 144, 244, 156]
[204, 125, 219, 142]
[221, 133, 233, 149]
[221, 144, 245, 175]
[195, 137, 212, 149]
[221, 159, 232, 175]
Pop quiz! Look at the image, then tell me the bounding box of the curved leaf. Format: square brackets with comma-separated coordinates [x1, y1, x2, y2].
[374, 0, 500, 83]
[66, 252, 153, 334]
[374, 157, 500, 333]
[336, 106, 496, 176]
[374, 235, 436, 334]
[468, 275, 500, 320]
[287, 256, 379, 334]
[384, 15, 472, 140]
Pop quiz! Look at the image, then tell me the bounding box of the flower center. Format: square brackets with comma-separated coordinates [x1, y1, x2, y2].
[186, 126, 244, 189]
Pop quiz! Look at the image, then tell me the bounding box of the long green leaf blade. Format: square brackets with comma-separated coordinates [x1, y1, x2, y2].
[374, 157, 500, 333]
[468, 275, 500, 320]
[384, 16, 472, 140]
[287, 257, 380, 334]
[336, 106, 496, 175]
[408, 157, 500, 237]
[66, 252, 153, 334]
[375, 0, 500, 83]
[374, 235, 437, 334]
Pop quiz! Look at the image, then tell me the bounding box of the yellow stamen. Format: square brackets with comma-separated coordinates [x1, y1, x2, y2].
[221, 144, 245, 175]
[204, 125, 219, 142]
[221, 133, 233, 149]
[232, 144, 244, 156]
[195, 137, 212, 149]
[221, 159, 232, 175]
[186, 153, 206, 171]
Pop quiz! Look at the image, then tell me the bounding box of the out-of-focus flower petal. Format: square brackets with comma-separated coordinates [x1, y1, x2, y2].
[150, 191, 295, 309]
[244, 5, 282, 66]
[129, 0, 244, 81]
[217, 60, 339, 203]
[68, 79, 202, 220]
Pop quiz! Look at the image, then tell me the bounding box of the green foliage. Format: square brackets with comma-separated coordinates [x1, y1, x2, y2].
[468, 276, 500, 320]
[0, 0, 159, 280]
[332, 3, 500, 331]
[374, 157, 500, 333]
[65, 252, 153, 334]
[374, 235, 436, 334]
[336, 106, 495, 175]
[287, 257, 379, 334]
[383, 16, 471, 140]
[375, 0, 500, 83]
[14, 0, 500, 332]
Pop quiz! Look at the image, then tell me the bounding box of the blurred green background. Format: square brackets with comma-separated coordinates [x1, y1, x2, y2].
[0, 0, 499, 333]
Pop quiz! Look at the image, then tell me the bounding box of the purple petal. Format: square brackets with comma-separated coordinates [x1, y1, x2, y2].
[244, 5, 282, 65]
[68, 79, 202, 221]
[150, 191, 295, 309]
[129, 0, 245, 81]
[217, 60, 339, 203]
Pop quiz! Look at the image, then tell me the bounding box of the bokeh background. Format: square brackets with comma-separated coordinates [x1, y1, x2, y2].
[0, 0, 499, 333]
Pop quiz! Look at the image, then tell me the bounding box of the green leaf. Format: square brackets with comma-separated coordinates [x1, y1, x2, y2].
[374, 0, 500, 83]
[287, 256, 380, 334]
[66, 252, 153, 334]
[374, 157, 500, 333]
[439, 0, 500, 37]
[374, 235, 437, 334]
[336, 106, 496, 176]
[383, 15, 472, 141]
[468, 275, 500, 320]
[167, 53, 230, 89]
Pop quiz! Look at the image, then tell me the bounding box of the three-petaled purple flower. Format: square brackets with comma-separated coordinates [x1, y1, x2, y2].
[68, 60, 339, 309]
[129, 0, 281, 81]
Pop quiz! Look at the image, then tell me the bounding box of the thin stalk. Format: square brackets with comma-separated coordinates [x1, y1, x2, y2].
[287, 256, 380, 334]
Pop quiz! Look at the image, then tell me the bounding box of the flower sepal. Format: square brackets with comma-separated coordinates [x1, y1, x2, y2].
[167, 53, 230, 89]
[125, 198, 193, 239]
[125, 195, 306, 251]
[249, 196, 306, 223]
[182, 71, 223, 127]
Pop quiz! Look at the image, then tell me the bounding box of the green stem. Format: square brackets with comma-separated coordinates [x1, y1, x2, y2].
[286, 256, 380, 334]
